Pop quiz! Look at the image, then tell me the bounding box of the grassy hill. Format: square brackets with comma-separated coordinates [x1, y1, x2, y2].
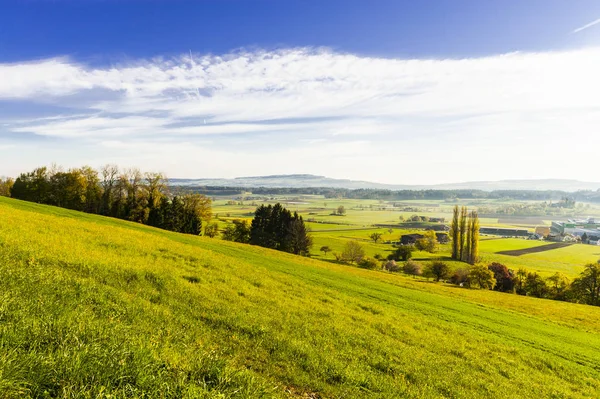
[1, 196, 600, 398]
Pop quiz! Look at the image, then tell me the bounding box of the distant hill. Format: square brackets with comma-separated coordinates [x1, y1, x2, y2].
[170, 174, 600, 192]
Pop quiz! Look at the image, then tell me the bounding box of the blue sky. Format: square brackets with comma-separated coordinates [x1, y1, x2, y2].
[1, 0, 600, 183]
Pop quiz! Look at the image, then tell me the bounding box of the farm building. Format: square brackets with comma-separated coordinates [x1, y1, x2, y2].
[551, 218, 600, 235]
[435, 232, 450, 243]
[400, 234, 424, 245]
[535, 226, 551, 237]
[479, 227, 529, 237]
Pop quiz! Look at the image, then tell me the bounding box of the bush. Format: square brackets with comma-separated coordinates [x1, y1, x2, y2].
[384, 260, 401, 272]
[450, 268, 469, 286]
[403, 260, 423, 277]
[358, 257, 379, 270]
[393, 246, 413, 261]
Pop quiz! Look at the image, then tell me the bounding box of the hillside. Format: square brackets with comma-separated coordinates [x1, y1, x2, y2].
[170, 175, 600, 192]
[1, 197, 600, 398]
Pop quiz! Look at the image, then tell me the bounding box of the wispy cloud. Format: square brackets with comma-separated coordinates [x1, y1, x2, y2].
[1, 47, 600, 183]
[572, 18, 600, 33]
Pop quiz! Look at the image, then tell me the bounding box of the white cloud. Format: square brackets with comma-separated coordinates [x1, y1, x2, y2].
[1, 47, 600, 183]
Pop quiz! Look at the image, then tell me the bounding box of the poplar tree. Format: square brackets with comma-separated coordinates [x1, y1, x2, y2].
[450, 205, 460, 260]
[464, 216, 472, 263]
[469, 210, 480, 264]
[459, 206, 468, 260]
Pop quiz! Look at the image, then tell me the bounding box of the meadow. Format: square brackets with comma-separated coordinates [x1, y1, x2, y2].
[213, 196, 600, 277]
[2, 196, 600, 398]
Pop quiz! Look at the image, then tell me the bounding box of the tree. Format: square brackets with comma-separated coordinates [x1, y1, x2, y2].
[571, 263, 600, 305]
[320, 246, 332, 257]
[0, 177, 14, 197]
[370, 232, 383, 243]
[450, 205, 460, 260]
[547, 272, 570, 301]
[582, 233, 589, 244]
[222, 219, 251, 243]
[468, 264, 496, 289]
[204, 222, 220, 238]
[392, 246, 413, 261]
[524, 272, 549, 298]
[100, 164, 119, 216]
[403, 260, 423, 277]
[427, 261, 450, 282]
[250, 204, 312, 255]
[469, 211, 480, 264]
[287, 215, 313, 256]
[459, 206, 468, 260]
[415, 230, 438, 253]
[341, 240, 365, 264]
[488, 262, 514, 292]
[337, 205, 346, 216]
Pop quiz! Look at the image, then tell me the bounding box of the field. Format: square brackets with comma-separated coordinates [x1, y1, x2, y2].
[2, 196, 600, 398]
[212, 197, 600, 277]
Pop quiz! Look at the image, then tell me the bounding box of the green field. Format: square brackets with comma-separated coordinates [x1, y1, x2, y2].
[214, 197, 600, 277]
[2, 196, 600, 398]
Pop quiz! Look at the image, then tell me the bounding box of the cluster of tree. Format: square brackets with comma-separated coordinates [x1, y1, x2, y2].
[450, 206, 479, 264]
[0, 177, 14, 197]
[8, 165, 211, 235]
[222, 204, 312, 256]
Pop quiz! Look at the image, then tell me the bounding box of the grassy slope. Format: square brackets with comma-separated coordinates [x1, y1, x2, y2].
[2, 197, 600, 398]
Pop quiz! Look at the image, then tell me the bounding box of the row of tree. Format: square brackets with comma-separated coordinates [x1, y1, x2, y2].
[221, 203, 312, 256]
[7, 165, 211, 235]
[450, 206, 479, 264]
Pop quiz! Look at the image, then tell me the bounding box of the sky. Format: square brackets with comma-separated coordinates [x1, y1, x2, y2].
[1, 0, 600, 184]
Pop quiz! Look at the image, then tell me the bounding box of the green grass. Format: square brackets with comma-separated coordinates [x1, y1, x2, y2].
[2, 196, 600, 398]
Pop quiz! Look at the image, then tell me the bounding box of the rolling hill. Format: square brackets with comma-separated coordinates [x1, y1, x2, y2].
[170, 175, 600, 192]
[1, 196, 600, 398]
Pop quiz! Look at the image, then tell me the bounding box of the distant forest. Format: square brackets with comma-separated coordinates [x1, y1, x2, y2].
[178, 185, 600, 203]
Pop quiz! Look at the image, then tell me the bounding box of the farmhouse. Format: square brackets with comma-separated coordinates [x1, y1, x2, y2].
[479, 227, 529, 237]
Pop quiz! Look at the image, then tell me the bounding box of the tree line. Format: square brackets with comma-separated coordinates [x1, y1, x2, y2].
[221, 203, 312, 256]
[5, 165, 211, 235]
[181, 185, 600, 203]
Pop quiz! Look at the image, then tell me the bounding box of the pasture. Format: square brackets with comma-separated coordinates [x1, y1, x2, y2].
[214, 196, 600, 277]
[2, 196, 600, 398]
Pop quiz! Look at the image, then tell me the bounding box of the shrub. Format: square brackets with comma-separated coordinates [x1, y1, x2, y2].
[384, 260, 401, 272]
[358, 257, 379, 270]
[450, 268, 469, 286]
[403, 260, 423, 277]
